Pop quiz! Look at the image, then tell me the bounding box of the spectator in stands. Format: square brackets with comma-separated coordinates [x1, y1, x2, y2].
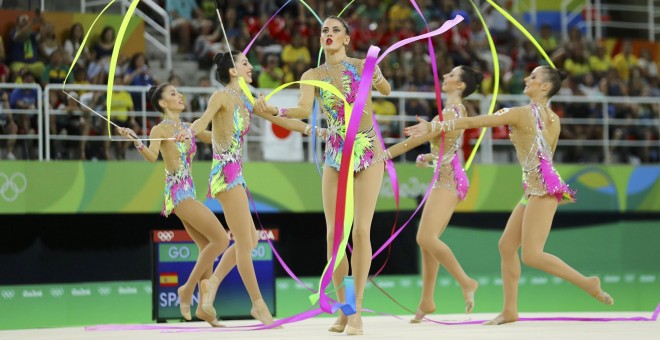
[373, 97, 398, 138]
[0, 36, 9, 83]
[1, 90, 18, 160]
[636, 48, 658, 79]
[612, 39, 637, 82]
[257, 54, 284, 88]
[89, 26, 116, 84]
[589, 42, 611, 80]
[563, 47, 590, 81]
[63, 23, 91, 67]
[388, 0, 414, 31]
[123, 52, 156, 111]
[353, 0, 387, 23]
[8, 13, 45, 79]
[538, 24, 558, 55]
[38, 22, 61, 63]
[9, 69, 38, 158]
[41, 49, 68, 87]
[50, 91, 85, 159]
[166, 0, 212, 53]
[103, 75, 137, 160]
[281, 34, 311, 69]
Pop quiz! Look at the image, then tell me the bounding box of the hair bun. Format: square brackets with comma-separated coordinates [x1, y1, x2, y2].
[146, 85, 158, 100]
[475, 73, 484, 84]
[557, 68, 569, 81]
[213, 52, 224, 64]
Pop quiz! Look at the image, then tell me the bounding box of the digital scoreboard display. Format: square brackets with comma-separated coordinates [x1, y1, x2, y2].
[152, 229, 277, 322]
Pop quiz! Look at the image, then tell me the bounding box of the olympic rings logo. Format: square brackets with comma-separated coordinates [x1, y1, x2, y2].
[0, 172, 27, 202]
[157, 231, 174, 242]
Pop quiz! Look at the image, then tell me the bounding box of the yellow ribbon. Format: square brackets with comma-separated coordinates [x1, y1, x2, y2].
[62, 0, 117, 88]
[105, 0, 140, 136]
[465, 0, 499, 170]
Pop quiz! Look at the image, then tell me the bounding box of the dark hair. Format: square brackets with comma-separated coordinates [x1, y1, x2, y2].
[129, 52, 148, 70]
[100, 26, 115, 43]
[148, 83, 169, 113]
[213, 51, 241, 84]
[458, 66, 484, 98]
[542, 66, 568, 98]
[324, 15, 350, 34]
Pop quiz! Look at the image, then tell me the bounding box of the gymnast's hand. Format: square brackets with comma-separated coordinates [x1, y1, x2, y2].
[254, 94, 277, 116]
[404, 116, 432, 138]
[173, 129, 192, 142]
[118, 127, 139, 141]
[416, 154, 431, 168]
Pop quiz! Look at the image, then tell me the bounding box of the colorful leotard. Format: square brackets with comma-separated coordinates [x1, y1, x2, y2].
[207, 87, 252, 198]
[313, 58, 384, 172]
[428, 104, 469, 201]
[162, 122, 197, 217]
[500, 104, 576, 204]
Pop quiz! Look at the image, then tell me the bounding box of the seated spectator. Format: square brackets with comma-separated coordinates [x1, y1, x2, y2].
[637, 48, 658, 78]
[41, 49, 69, 87]
[88, 26, 117, 84]
[166, 0, 213, 53]
[1, 90, 18, 160]
[107, 75, 137, 159]
[257, 54, 284, 89]
[123, 52, 156, 111]
[63, 23, 91, 67]
[52, 91, 86, 159]
[564, 48, 591, 81]
[38, 22, 61, 63]
[388, 0, 413, 31]
[0, 36, 9, 82]
[589, 42, 611, 80]
[373, 98, 398, 138]
[612, 39, 637, 82]
[8, 14, 46, 79]
[353, 0, 387, 23]
[9, 70, 39, 158]
[538, 24, 558, 55]
[281, 35, 311, 68]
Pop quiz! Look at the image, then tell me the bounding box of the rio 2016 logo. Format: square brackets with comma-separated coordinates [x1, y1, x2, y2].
[0, 172, 27, 202]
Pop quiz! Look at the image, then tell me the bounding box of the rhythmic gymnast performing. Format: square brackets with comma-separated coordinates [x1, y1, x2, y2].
[117, 84, 229, 327]
[180, 51, 321, 327]
[255, 15, 391, 335]
[383, 66, 482, 322]
[405, 66, 615, 325]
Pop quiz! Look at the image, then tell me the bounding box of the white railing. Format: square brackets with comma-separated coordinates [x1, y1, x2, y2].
[562, 0, 658, 41]
[0, 83, 44, 161]
[30, 85, 660, 163]
[81, 0, 172, 69]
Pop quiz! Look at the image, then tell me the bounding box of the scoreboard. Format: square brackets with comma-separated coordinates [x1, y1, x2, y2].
[152, 229, 277, 322]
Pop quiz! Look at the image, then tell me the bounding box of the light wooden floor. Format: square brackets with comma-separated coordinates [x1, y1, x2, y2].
[3, 312, 659, 339]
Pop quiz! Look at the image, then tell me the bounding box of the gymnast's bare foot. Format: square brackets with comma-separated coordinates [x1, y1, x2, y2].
[328, 310, 348, 332]
[195, 307, 225, 327]
[462, 278, 479, 314]
[482, 311, 519, 325]
[251, 298, 280, 328]
[177, 286, 192, 320]
[345, 314, 363, 335]
[586, 276, 614, 305]
[410, 303, 435, 323]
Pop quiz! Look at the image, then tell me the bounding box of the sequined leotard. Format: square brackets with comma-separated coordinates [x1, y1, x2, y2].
[162, 121, 197, 217]
[428, 104, 469, 200]
[312, 58, 384, 172]
[207, 87, 252, 198]
[498, 104, 575, 204]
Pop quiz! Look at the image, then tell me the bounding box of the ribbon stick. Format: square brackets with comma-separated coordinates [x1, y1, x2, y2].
[62, 91, 174, 142]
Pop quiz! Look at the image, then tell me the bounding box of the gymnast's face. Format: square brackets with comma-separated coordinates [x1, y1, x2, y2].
[321, 18, 350, 52]
[442, 67, 465, 94]
[524, 66, 550, 97]
[159, 86, 186, 112]
[232, 53, 254, 84]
